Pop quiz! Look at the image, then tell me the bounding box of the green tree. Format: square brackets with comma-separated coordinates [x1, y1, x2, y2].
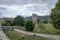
[13, 15, 25, 27]
[50, 0, 60, 29]
[37, 18, 40, 23]
[2, 20, 12, 26]
[25, 20, 35, 31]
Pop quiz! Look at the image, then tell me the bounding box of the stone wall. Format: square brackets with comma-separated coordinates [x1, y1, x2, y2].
[0, 18, 14, 23]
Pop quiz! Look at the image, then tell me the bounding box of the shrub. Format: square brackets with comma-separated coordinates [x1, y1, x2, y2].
[25, 20, 35, 31]
[37, 23, 46, 33]
[56, 30, 60, 34]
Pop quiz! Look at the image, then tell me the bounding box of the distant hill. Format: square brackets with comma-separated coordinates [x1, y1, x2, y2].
[25, 15, 50, 21]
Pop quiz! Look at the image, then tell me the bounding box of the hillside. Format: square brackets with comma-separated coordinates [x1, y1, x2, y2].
[25, 15, 50, 21]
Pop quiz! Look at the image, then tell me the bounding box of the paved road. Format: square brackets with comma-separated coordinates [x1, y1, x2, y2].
[0, 29, 9, 40]
[14, 29, 60, 40]
[0, 20, 9, 40]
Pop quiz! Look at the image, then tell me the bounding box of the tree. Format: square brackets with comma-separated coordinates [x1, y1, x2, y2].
[25, 20, 35, 31]
[13, 15, 25, 26]
[50, 0, 60, 29]
[2, 20, 12, 26]
[37, 18, 40, 23]
[42, 20, 48, 24]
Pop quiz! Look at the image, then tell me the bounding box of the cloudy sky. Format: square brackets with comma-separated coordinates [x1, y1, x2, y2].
[0, 0, 57, 18]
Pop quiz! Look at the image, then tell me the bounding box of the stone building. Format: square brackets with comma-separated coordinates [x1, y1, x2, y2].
[0, 17, 14, 23]
[32, 14, 38, 24]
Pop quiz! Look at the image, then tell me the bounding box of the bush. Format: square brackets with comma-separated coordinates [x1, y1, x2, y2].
[56, 30, 60, 34]
[37, 23, 46, 33]
[25, 20, 35, 31]
[36, 23, 56, 34]
[42, 20, 48, 24]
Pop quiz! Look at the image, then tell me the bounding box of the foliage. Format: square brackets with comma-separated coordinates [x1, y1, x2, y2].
[36, 23, 57, 34]
[50, 0, 60, 29]
[36, 23, 46, 33]
[56, 30, 60, 34]
[25, 20, 35, 31]
[13, 15, 25, 27]
[42, 20, 48, 24]
[37, 18, 40, 23]
[3, 30, 55, 40]
[2, 20, 12, 26]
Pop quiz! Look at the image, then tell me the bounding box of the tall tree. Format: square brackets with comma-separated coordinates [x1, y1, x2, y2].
[13, 15, 25, 26]
[50, 0, 60, 29]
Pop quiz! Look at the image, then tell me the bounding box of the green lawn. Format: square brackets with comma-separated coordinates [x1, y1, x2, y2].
[3, 30, 55, 40]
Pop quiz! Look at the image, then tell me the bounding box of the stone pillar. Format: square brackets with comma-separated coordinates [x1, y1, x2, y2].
[32, 14, 38, 31]
[32, 14, 37, 24]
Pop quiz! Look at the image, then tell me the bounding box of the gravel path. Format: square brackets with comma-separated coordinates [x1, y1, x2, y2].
[14, 29, 60, 40]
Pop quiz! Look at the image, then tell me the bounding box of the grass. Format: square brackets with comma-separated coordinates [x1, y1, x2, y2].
[35, 23, 60, 35]
[11, 26, 25, 31]
[44, 24, 56, 34]
[10, 23, 60, 35]
[3, 30, 55, 40]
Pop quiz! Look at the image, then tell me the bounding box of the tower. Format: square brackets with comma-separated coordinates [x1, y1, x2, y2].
[32, 14, 37, 24]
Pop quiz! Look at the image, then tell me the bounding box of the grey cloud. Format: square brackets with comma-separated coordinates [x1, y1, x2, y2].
[0, 0, 57, 5]
[0, 0, 57, 17]
[0, 7, 7, 15]
[0, 7, 6, 10]
[0, 0, 31, 5]
[0, 0, 57, 11]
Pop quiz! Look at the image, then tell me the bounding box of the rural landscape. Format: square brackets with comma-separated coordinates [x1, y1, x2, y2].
[0, 0, 60, 40]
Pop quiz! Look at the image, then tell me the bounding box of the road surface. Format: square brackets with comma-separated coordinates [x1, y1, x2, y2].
[0, 30, 9, 40]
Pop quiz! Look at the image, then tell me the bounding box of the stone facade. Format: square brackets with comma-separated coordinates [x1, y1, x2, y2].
[0, 17, 14, 23]
[32, 14, 38, 24]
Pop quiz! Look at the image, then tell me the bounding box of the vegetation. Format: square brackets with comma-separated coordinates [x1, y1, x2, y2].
[25, 20, 35, 31]
[13, 15, 25, 26]
[2, 0, 60, 40]
[42, 20, 48, 24]
[2, 15, 54, 34]
[2, 20, 13, 26]
[35, 23, 60, 35]
[3, 30, 55, 40]
[50, 0, 60, 29]
[11, 23, 60, 35]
